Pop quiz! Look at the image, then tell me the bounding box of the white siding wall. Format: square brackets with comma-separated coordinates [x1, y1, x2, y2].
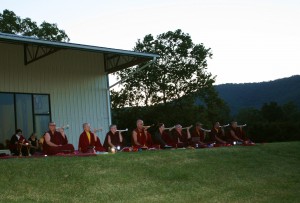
[0, 43, 110, 149]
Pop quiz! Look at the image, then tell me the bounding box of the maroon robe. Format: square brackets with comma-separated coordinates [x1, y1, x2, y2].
[78, 131, 105, 153]
[209, 127, 227, 144]
[103, 131, 123, 151]
[131, 128, 153, 148]
[43, 131, 74, 155]
[162, 131, 174, 146]
[190, 128, 207, 147]
[9, 134, 28, 155]
[227, 126, 249, 142]
[171, 130, 190, 148]
[191, 128, 205, 142]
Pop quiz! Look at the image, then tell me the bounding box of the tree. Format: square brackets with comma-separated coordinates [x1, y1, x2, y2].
[261, 102, 284, 122]
[111, 29, 214, 108]
[0, 9, 69, 42]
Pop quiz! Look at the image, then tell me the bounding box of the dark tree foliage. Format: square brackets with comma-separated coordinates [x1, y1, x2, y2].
[111, 30, 230, 132]
[236, 102, 300, 142]
[0, 9, 69, 42]
[111, 29, 214, 108]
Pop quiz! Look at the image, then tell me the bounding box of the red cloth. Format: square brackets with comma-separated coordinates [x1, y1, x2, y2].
[103, 131, 123, 151]
[95, 136, 106, 152]
[78, 131, 105, 153]
[131, 128, 153, 148]
[43, 131, 74, 155]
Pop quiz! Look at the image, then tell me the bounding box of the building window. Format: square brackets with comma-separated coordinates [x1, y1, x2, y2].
[0, 92, 51, 148]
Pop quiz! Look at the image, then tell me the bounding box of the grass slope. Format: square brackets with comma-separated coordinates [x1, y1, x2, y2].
[0, 142, 299, 203]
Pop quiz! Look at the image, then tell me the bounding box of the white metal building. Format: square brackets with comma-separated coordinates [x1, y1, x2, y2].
[0, 32, 158, 149]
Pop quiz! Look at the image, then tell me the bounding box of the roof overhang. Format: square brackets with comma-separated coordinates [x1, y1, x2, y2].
[0, 32, 159, 74]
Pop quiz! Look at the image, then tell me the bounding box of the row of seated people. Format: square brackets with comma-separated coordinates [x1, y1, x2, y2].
[9, 122, 114, 156]
[131, 120, 254, 149]
[9, 120, 254, 156]
[9, 129, 41, 156]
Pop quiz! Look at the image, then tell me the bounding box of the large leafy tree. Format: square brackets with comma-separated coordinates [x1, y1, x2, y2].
[111, 29, 214, 108]
[0, 9, 69, 42]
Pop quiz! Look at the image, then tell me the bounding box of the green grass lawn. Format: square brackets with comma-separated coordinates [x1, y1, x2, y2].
[0, 142, 299, 203]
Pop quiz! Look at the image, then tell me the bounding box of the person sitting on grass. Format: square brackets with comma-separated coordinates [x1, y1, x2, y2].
[227, 121, 255, 145]
[209, 122, 227, 146]
[9, 129, 29, 156]
[43, 122, 74, 155]
[170, 124, 192, 148]
[131, 119, 153, 149]
[78, 123, 106, 153]
[103, 124, 123, 152]
[190, 122, 208, 148]
[151, 123, 172, 149]
[28, 132, 39, 155]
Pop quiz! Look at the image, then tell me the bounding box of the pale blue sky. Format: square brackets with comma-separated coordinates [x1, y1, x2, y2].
[1, 0, 299, 85]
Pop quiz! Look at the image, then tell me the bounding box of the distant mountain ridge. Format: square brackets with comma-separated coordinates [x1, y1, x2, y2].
[215, 75, 300, 115]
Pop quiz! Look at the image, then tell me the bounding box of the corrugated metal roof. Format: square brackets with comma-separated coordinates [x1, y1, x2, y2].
[0, 32, 159, 58]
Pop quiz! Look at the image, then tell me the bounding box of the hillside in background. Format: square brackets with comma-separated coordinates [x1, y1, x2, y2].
[215, 75, 300, 115]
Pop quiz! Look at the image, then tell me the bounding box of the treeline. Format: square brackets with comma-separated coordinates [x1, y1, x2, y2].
[235, 102, 300, 143]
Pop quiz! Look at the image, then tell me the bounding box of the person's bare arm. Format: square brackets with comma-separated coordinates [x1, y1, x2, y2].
[58, 128, 66, 139]
[132, 131, 140, 146]
[186, 128, 191, 139]
[44, 133, 60, 147]
[119, 132, 123, 143]
[108, 136, 114, 148]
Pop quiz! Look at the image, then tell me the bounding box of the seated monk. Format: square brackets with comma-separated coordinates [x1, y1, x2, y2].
[227, 121, 254, 145]
[151, 123, 172, 149]
[209, 122, 227, 145]
[190, 122, 208, 148]
[103, 124, 123, 151]
[43, 122, 74, 155]
[132, 119, 153, 149]
[170, 124, 192, 148]
[9, 129, 29, 156]
[78, 123, 105, 153]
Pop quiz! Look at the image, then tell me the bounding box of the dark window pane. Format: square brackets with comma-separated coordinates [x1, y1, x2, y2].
[0, 93, 15, 148]
[16, 94, 33, 138]
[33, 95, 50, 114]
[34, 115, 50, 137]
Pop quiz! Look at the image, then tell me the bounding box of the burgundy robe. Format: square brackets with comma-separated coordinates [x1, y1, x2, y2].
[9, 134, 28, 155]
[190, 128, 208, 147]
[103, 131, 123, 151]
[191, 129, 205, 142]
[78, 131, 105, 153]
[171, 130, 190, 148]
[162, 131, 174, 146]
[227, 126, 249, 142]
[209, 127, 227, 144]
[131, 128, 153, 148]
[43, 131, 74, 155]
